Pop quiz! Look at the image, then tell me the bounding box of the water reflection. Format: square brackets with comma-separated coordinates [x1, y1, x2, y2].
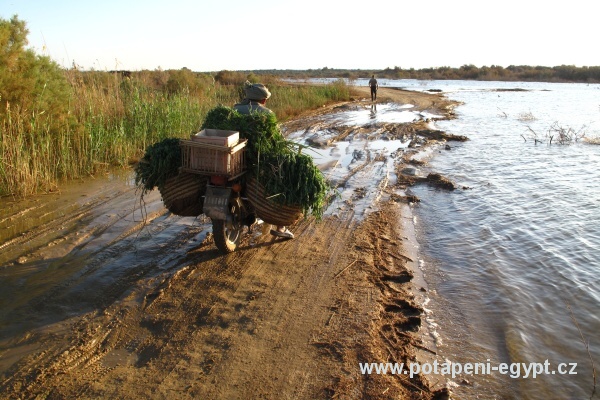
[370, 103, 377, 119]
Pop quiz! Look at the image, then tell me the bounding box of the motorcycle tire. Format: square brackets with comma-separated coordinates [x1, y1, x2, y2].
[212, 219, 242, 254]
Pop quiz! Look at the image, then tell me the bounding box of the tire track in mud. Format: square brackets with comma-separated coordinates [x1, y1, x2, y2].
[1, 214, 357, 399]
[101, 241, 286, 392]
[1, 186, 138, 262]
[0, 185, 213, 385]
[180, 216, 354, 400]
[12, 232, 342, 396]
[328, 144, 397, 223]
[1, 215, 205, 337]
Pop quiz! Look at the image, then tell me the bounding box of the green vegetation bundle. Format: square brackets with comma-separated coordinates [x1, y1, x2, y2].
[200, 105, 287, 166]
[255, 151, 328, 220]
[201, 105, 329, 219]
[134, 138, 181, 194]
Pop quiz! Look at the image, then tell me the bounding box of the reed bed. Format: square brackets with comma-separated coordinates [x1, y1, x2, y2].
[268, 79, 350, 120]
[0, 71, 349, 197]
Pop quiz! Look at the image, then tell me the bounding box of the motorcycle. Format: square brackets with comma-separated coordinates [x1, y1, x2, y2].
[179, 133, 257, 254]
[179, 130, 300, 254]
[202, 175, 257, 254]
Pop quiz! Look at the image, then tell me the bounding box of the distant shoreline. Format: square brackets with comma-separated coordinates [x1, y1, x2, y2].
[213, 65, 600, 84]
[102, 66, 600, 84]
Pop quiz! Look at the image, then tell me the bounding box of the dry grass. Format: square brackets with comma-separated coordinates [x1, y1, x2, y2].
[583, 135, 600, 145]
[517, 110, 536, 122]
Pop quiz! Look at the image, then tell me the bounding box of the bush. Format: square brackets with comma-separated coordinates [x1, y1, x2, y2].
[165, 68, 213, 96]
[0, 15, 72, 127]
[0, 19, 351, 197]
[214, 70, 248, 86]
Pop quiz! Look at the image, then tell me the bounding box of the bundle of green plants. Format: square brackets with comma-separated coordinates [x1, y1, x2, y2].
[201, 105, 329, 219]
[200, 105, 287, 166]
[132, 105, 276, 197]
[134, 138, 181, 195]
[254, 151, 329, 220]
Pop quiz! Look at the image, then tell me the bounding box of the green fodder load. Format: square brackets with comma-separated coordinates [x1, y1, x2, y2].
[200, 105, 287, 167]
[134, 137, 208, 217]
[134, 138, 181, 194]
[201, 105, 329, 220]
[133, 105, 329, 220]
[254, 151, 328, 220]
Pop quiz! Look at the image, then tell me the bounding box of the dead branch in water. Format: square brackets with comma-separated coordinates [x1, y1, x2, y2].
[523, 122, 587, 145]
[524, 126, 544, 145]
[548, 122, 588, 144]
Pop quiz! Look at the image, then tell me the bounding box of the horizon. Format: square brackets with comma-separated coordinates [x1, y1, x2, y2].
[3, 0, 599, 72]
[71, 65, 600, 74]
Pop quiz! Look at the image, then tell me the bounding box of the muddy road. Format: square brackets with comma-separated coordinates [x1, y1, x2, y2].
[0, 87, 458, 399]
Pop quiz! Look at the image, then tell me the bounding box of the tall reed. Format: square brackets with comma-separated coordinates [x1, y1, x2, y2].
[0, 71, 349, 197]
[269, 79, 350, 120]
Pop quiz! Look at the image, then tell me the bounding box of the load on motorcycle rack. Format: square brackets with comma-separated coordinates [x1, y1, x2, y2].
[180, 129, 247, 179]
[179, 129, 251, 254]
[137, 109, 325, 256]
[171, 128, 302, 254]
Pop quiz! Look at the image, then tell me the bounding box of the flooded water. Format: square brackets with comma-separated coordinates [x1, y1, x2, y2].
[401, 80, 600, 399]
[308, 77, 600, 398]
[286, 101, 442, 220]
[0, 172, 216, 371]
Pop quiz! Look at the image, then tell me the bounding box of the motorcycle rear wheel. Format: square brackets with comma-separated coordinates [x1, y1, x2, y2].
[212, 201, 243, 253]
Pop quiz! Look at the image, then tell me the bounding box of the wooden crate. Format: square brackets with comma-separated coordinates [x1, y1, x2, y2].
[180, 139, 247, 179]
[191, 129, 239, 147]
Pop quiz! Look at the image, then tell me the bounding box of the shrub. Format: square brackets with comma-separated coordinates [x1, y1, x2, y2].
[214, 70, 248, 86]
[0, 15, 72, 127]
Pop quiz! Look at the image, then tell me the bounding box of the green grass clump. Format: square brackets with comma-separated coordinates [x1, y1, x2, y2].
[256, 151, 329, 220]
[201, 105, 287, 165]
[134, 138, 181, 194]
[269, 80, 350, 120]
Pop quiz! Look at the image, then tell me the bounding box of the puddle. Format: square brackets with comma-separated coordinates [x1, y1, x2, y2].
[340, 103, 418, 125]
[283, 100, 440, 220]
[326, 102, 445, 126]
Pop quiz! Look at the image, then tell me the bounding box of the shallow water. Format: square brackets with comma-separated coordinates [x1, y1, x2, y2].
[285, 101, 435, 219]
[0, 173, 213, 371]
[403, 80, 600, 399]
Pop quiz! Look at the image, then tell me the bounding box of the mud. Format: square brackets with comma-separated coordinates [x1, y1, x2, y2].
[0, 87, 459, 399]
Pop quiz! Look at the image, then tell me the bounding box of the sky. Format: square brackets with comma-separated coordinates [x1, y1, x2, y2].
[2, 0, 598, 72]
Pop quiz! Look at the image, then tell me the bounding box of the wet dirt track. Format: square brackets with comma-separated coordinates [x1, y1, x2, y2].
[0, 87, 457, 399]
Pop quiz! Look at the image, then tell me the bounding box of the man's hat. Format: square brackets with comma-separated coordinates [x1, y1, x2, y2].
[244, 81, 271, 100]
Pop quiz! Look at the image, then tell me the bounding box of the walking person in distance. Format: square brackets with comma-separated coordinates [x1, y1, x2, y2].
[368, 74, 379, 101]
